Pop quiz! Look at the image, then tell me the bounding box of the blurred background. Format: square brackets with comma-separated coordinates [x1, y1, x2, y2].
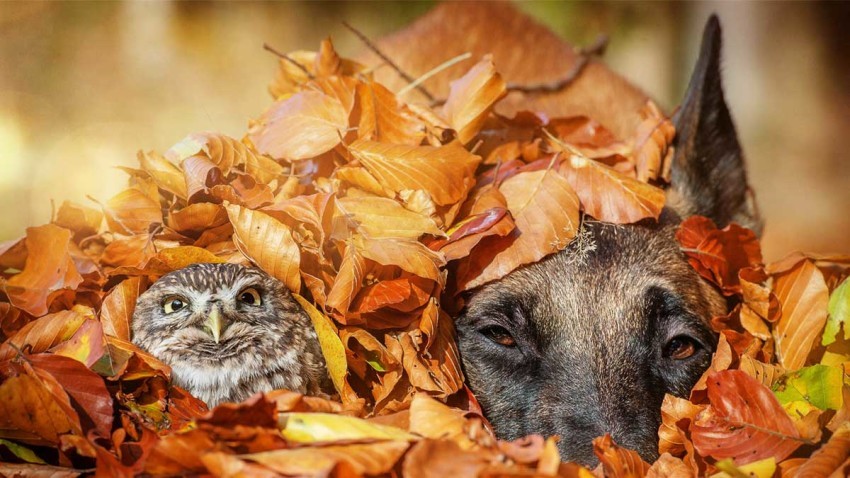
[0, 1, 847, 260]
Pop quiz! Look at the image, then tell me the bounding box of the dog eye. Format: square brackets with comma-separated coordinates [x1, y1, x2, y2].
[664, 335, 700, 360]
[239, 287, 262, 306]
[479, 325, 516, 348]
[163, 296, 187, 314]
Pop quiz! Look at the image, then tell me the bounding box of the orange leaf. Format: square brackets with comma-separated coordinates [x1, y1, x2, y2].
[347, 139, 481, 206]
[103, 187, 162, 235]
[794, 424, 850, 477]
[249, 90, 348, 161]
[238, 441, 410, 476]
[558, 154, 665, 223]
[0, 368, 79, 445]
[646, 453, 694, 478]
[225, 204, 300, 293]
[355, 236, 445, 284]
[692, 369, 805, 464]
[53, 201, 103, 238]
[168, 203, 228, 233]
[3, 225, 83, 317]
[592, 434, 652, 478]
[100, 277, 146, 341]
[632, 101, 676, 182]
[0, 308, 89, 361]
[442, 56, 507, 145]
[772, 259, 829, 371]
[658, 394, 703, 457]
[356, 81, 425, 145]
[465, 168, 580, 290]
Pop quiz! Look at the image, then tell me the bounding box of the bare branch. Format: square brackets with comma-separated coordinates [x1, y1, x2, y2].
[263, 43, 315, 80]
[342, 21, 436, 102]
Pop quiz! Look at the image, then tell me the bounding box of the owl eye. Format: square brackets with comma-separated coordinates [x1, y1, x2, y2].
[239, 287, 262, 306]
[163, 296, 187, 314]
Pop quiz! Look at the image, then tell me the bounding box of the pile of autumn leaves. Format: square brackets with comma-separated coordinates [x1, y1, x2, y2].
[0, 38, 848, 477]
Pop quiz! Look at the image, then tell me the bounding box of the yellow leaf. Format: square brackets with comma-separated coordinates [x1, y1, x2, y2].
[279, 413, 415, 443]
[337, 196, 444, 239]
[292, 294, 347, 396]
[710, 457, 776, 478]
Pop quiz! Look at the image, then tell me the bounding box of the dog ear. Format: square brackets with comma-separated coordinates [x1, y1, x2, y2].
[667, 15, 762, 235]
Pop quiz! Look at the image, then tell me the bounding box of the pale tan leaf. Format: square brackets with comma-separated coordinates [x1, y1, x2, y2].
[103, 188, 162, 235]
[442, 56, 507, 145]
[137, 150, 187, 199]
[773, 259, 830, 371]
[249, 90, 348, 161]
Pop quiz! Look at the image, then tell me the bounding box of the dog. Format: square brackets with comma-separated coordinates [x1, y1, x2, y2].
[369, 3, 760, 465]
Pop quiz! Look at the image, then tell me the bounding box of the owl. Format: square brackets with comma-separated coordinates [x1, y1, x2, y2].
[131, 262, 328, 407]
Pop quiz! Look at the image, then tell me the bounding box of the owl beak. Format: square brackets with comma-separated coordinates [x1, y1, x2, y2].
[205, 306, 224, 343]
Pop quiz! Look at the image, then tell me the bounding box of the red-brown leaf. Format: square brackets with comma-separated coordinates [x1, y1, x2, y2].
[692, 369, 806, 464]
[676, 215, 763, 295]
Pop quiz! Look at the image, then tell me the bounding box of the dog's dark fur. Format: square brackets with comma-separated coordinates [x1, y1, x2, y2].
[456, 17, 761, 465]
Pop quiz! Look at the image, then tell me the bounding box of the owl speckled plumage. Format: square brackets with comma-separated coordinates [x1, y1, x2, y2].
[131, 263, 328, 407]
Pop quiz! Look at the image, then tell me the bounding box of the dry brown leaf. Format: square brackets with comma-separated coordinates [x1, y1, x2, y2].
[632, 101, 675, 182]
[692, 370, 806, 464]
[557, 154, 665, 223]
[0, 365, 80, 444]
[794, 424, 850, 478]
[168, 203, 228, 233]
[658, 394, 703, 457]
[241, 441, 411, 476]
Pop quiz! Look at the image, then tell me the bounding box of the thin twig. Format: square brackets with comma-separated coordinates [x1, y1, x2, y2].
[263, 43, 314, 80]
[398, 52, 472, 97]
[505, 34, 609, 94]
[342, 21, 435, 102]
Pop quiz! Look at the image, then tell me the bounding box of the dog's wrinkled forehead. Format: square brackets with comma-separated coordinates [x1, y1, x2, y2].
[152, 263, 265, 295]
[466, 222, 716, 338]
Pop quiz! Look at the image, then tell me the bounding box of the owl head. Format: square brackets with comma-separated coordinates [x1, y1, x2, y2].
[131, 262, 327, 405]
